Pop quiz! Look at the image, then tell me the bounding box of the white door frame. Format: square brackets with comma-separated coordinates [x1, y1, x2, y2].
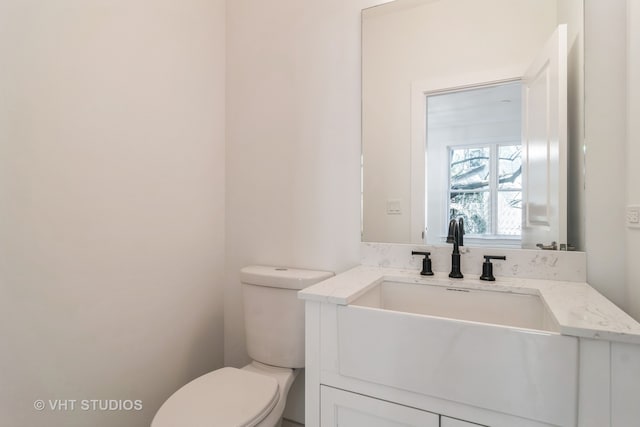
[410, 70, 526, 244]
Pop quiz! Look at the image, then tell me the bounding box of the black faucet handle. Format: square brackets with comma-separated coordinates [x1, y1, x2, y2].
[479, 255, 507, 281]
[411, 251, 434, 276]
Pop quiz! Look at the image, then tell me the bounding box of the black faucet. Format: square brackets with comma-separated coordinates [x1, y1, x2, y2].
[446, 218, 464, 278]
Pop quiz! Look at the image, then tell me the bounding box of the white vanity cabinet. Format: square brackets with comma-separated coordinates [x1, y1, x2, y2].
[300, 265, 640, 427]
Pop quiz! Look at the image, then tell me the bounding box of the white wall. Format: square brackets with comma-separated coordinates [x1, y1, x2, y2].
[0, 1, 226, 426]
[225, 0, 383, 421]
[584, 0, 628, 309]
[627, 0, 640, 320]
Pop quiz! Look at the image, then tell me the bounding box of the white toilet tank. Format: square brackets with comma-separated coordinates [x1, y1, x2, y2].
[240, 265, 333, 368]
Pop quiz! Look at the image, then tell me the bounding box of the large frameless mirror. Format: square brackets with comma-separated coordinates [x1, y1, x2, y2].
[361, 0, 584, 250]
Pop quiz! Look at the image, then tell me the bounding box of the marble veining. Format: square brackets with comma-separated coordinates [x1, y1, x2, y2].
[361, 242, 587, 282]
[299, 264, 640, 345]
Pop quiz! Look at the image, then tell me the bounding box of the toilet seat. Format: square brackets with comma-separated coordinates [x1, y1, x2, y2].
[151, 367, 279, 427]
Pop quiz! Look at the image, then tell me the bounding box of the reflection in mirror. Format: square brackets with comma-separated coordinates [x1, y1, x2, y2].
[426, 81, 523, 247]
[361, 0, 584, 250]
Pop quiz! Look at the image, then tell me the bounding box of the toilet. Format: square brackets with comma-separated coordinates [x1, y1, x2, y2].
[151, 265, 333, 427]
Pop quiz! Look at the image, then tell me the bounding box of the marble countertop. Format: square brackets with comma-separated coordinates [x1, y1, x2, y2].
[299, 265, 640, 345]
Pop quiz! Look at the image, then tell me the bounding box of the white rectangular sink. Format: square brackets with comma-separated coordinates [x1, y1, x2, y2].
[337, 278, 578, 426]
[351, 280, 559, 332]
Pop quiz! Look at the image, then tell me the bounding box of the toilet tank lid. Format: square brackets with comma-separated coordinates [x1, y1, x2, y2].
[240, 265, 334, 290]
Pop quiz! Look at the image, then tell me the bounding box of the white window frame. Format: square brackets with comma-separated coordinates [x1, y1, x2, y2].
[447, 143, 522, 246]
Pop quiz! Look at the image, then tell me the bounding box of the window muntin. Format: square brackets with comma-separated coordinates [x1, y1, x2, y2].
[448, 144, 521, 239]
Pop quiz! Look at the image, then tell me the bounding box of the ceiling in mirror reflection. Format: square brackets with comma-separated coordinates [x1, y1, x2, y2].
[427, 82, 521, 128]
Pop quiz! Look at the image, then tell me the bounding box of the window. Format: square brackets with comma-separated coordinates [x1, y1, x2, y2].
[449, 144, 522, 240]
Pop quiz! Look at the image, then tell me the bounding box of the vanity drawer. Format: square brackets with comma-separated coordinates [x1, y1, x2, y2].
[320, 386, 439, 427]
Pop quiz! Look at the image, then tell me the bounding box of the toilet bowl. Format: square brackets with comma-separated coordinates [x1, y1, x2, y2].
[151, 361, 297, 427]
[151, 265, 333, 427]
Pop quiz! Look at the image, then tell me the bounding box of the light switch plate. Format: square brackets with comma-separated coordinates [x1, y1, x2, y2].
[386, 199, 402, 215]
[627, 205, 640, 228]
